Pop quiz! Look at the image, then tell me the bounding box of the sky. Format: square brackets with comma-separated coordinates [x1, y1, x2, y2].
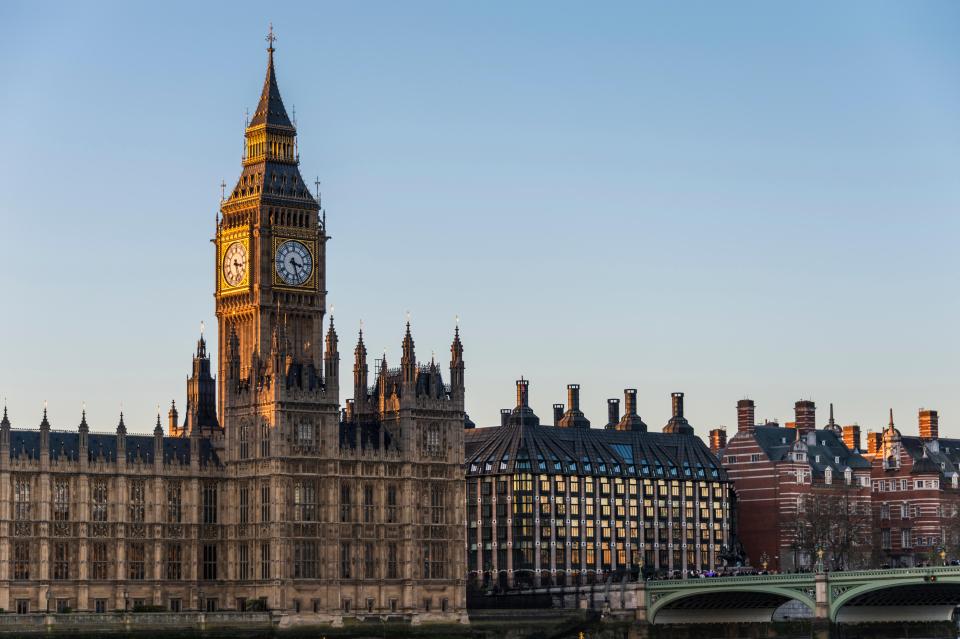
[0, 1, 958, 437]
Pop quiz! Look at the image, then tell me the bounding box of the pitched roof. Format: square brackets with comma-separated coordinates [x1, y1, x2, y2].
[8, 429, 220, 467]
[748, 425, 871, 474]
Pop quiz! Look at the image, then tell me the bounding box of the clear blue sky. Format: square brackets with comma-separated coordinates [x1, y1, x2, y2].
[1, 1, 958, 437]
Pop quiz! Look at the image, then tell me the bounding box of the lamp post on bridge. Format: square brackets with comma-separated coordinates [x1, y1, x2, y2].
[815, 545, 825, 574]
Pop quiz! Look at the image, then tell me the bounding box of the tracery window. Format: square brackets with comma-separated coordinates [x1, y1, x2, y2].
[167, 482, 182, 523]
[129, 480, 145, 523]
[53, 480, 69, 522]
[340, 482, 352, 523]
[53, 542, 69, 580]
[128, 542, 145, 580]
[294, 480, 316, 522]
[386, 484, 398, 523]
[430, 484, 445, 525]
[165, 543, 182, 580]
[14, 478, 31, 521]
[92, 481, 108, 522]
[91, 542, 109, 580]
[12, 542, 30, 580]
[294, 541, 318, 579]
[203, 483, 218, 524]
[363, 484, 374, 523]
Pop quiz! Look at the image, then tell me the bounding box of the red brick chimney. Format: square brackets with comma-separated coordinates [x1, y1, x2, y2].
[737, 399, 755, 432]
[794, 400, 816, 434]
[866, 431, 882, 456]
[709, 428, 727, 453]
[842, 424, 861, 452]
[919, 409, 939, 441]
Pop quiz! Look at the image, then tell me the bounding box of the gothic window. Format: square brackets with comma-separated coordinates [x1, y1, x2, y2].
[129, 480, 145, 523]
[294, 541, 318, 579]
[203, 483, 218, 524]
[387, 542, 399, 579]
[12, 542, 30, 580]
[239, 421, 250, 460]
[425, 424, 441, 457]
[430, 484, 445, 525]
[260, 542, 271, 580]
[423, 542, 446, 579]
[53, 479, 69, 522]
[340, 542, 352, 579]
[238, 543, 250, 580]
[239, 485, 250, 524]
[364, 542, 376, 579]
[128, 543, 145, 580]
[340, 482, 353, 523]
[260, 483, 271, 522]
[295, 421, 314, 449]
[14, 478, 31, 521]
[52, 542, 69, 580]
[91, 542, 109, 580]
[202, 544, 218, 580]
[165, 543, 182, 580]
[260, 422, 270, 458]
[294, 480, 316, 522]
[363, 484, 374, 523]
[167, 482, 182, 524]
[91, 481, 108, 522]
[386, 484, 398, 523]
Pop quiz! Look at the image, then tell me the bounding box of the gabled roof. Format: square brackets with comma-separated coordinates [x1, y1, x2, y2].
[748, 425, 870, 474]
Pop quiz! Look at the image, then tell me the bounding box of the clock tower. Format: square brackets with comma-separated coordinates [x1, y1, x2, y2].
[215, 31, 337, 462]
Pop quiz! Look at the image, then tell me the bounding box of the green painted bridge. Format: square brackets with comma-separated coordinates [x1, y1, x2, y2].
[642, 565, 960, 624]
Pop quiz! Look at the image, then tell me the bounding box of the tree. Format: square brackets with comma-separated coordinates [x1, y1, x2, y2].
[787, 485, 872, 571]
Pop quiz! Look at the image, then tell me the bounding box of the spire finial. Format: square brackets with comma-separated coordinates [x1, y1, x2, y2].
[315, 177, 321, 207]
[266, 22, 277, 53]
[220, 180, 226, 202]
[889, 408, 895, 428]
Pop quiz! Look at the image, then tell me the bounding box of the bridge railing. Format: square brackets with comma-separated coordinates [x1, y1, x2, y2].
[647, 572, 813, 589]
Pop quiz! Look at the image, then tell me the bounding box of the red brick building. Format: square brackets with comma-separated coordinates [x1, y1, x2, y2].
[718, 400, 872, 572]
[863, 409, 960, 567]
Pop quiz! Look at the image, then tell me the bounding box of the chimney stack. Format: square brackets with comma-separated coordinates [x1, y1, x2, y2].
[671, 392, 684, 419]
[866, 431, 882, 456]
[606, 399, 620, 429]
[709, 428, 727, 453]
[567, 385, 581, 412]
[624, 389, 638, 417]
[516, 379, 530, 408]
[919, 409, 939, 441]
[500, 409, 511, 427]
[737, 399, 755, 432]
[617, 389, 647, 432]
[842, 424, 861, 452]
[553, 404, 564, 426]
[794, 400, 816, 434]
[345, 399, 355, 422]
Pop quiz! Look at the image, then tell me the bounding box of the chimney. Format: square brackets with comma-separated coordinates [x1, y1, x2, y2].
[500, 409, 511, 427]
[785, 421, 797, 429]
[842, 424, 861, 452]
[553, 404, 564, 427]
[345, 399, 355, 422]
[794, 400, 816, 434]
[567, 385, 581, 412]
[737, 399, 755, 432]
[606, 399, 620, 429]
[866, 431, 882, 455]
[624, 389, 638, 417]
[671, 392, 684, 419]
[516, 379, 530, 409]
[709, 428, 727, 453]
[919, 409, 939, 441]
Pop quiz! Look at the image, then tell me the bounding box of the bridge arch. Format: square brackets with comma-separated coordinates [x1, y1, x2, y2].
[830, 575, 960, 622]
[649, 585, 816, 624]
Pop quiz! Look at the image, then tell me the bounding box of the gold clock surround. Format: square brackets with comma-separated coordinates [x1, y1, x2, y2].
[218, 234, 250, 293]
[272, 233, 318, 290]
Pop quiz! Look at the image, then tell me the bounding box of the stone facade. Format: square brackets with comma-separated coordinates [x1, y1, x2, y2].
[0, 38, 466, 624]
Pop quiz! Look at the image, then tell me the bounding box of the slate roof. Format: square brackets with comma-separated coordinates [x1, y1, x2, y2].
[249, 49, 293, 129]
[750, 425, 871, 476]
[901, 436, 960, 477]
[465, 422, 727, 481]
[7, 430, 220, 467]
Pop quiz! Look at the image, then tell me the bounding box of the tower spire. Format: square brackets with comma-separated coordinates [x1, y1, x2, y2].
[249, 24, 292, 130]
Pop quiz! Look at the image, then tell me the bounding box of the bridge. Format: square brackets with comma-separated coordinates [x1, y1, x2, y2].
[485, 566, 960, 626]
[645, 565, 960, 624]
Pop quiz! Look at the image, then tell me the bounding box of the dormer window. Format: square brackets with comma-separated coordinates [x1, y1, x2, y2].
[824, 468, 833, 485]
[835, 456, 840, 464]
[815, 455, 821, 463]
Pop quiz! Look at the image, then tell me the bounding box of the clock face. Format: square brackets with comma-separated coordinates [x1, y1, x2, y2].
[223, 242, 247, 287]
[275, 240, 313, 286]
